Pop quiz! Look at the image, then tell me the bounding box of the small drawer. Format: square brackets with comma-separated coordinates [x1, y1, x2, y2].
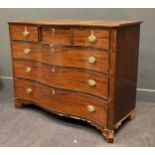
[14, 79, 108, 125]
[12, 42, 110, 74]
[41, 26, 72, 46]
[13, 60, 109, 99]
[9, 25, 38, 42]
[73, 28, 110, 50]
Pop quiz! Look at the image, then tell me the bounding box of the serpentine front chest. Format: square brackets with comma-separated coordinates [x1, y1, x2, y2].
[9, 19, 142, 143]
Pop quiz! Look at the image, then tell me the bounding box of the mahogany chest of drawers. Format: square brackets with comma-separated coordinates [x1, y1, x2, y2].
[9, 19, 142, 143]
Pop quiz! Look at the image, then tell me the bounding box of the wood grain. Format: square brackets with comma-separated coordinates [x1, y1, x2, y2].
[107, 29, 117, 129]
[8, 19, 143, 27]
[10, 25, 38, 42]
[12, 41, 110, 74]
[73, 28, 110, 50]
[14, 79, 108, 125]
[41, 26, 72, 45]
[13, 60, 109, 99]
[113, 25, 141, 124]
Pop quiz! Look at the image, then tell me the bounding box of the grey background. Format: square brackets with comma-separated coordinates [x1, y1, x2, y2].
[0, 8, 154, 100]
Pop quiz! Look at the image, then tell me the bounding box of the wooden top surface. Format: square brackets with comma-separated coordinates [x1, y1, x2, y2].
[8, 19, 143, 27]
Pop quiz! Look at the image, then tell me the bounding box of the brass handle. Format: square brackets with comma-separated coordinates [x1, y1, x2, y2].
[24, 48, 31, 55]
[88, 56, 96, 64]
[26, 88, 33, 94]
[23, 27, 29, 38]
[25, 67, 32, 73]
[87, 105, 95, 112]
[88, 30, 97, 43]
[87, 79, 96, 87]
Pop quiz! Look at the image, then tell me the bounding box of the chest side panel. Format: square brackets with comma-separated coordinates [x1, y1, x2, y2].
[114, 25, 140, 125]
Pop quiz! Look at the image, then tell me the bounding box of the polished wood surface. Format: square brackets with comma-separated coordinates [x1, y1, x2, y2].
[41, 27, 72, 45]
[13, 60, 109, 99]
[14, 79, 108, 125]
[9, 20, 142, 143]
[12, 41, 109, 73]
[113, 25, 140, 124]
[10, 25, 38, 42]
[107, 29, 117, 129]
[73, 28, 110, 50]
[8, 19, 143, 27]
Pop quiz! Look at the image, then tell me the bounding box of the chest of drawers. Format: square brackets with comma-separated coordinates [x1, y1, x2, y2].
[9, 19, 142, 143]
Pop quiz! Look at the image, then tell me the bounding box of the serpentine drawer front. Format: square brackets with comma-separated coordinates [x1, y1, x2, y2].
[13, 59, 109, 99]
[12, 42, 110, 73]
[14, 79, 108, 125]
[9, 19, 142, 143]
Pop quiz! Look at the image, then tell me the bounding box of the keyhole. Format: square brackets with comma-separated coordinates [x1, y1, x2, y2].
[52, 67, 55, 72]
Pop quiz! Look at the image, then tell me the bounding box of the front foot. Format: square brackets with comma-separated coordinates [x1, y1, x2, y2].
[14, 98, 32, 109]
[14, 98, 24, 109]
[129, 111, 136, 120]
[102, 128, 114, 143]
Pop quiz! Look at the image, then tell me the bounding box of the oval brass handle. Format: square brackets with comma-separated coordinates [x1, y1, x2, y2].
[25, 67, 32, 73]
[88, 30, 97, 43]
[87, 79, 96, 86]
[87, 105, 95, 112]
[23, 27, 29, 38]
[24, 48, 31, 55]
[88, 56, 96, 64]
[26, 88, 33, 94]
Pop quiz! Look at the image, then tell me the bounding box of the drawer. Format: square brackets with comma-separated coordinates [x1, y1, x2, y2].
[41, 26, 72, 45]
[73, 28, 110, 50]
[13, 60, 109, 99]
[14, 79, 108, 125]
[10, 25, 38, 42]
[12, 42, 109, 74]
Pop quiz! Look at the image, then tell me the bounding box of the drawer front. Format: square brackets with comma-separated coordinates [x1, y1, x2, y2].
[41, 27, 72, 45]
[73, 28, 110, 50]
[14, 60, 108, 99]
[12, 42, 109, 74]
[10, 25, 38, 42]
[14, 79, 107, 125]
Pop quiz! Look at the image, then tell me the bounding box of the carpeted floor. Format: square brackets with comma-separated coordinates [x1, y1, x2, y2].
[0, 88, 155, 147]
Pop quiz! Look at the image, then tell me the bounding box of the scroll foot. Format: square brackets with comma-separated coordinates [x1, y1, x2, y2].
[129, 111, 136, 120]
[102, 129, 114, 143]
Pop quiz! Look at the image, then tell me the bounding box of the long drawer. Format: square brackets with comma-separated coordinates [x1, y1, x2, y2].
[12, 42, 109, 74]
[14, 79, 108, 125]
[13, 60, 109, 99]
